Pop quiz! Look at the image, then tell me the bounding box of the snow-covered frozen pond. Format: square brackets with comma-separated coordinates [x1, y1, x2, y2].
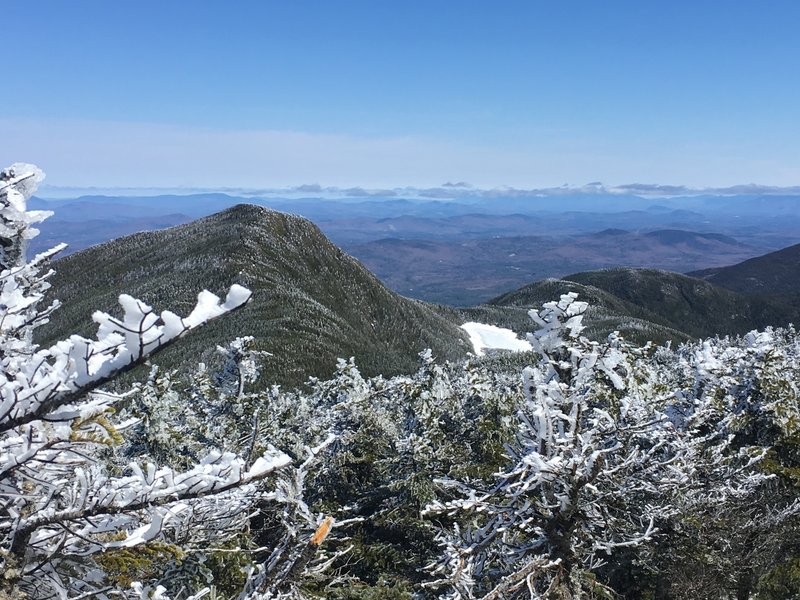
[460, 322, 533, 356]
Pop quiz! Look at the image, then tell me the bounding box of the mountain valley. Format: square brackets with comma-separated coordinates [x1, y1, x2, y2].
[344, 228, 762, 305]
[32, 190, 800, 308]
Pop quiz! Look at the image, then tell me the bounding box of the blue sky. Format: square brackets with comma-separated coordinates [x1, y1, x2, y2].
[2, 1, 799, 189]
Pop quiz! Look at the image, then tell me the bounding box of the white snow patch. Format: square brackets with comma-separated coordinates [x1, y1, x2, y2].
[461, 322, 533, 356]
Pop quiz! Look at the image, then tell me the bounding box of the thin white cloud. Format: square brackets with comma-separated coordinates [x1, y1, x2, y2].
[1, 117, 798, 190]
[0, 118, 541, 189]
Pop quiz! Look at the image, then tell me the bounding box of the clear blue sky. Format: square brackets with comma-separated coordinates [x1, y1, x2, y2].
[2, 1, 799, 189]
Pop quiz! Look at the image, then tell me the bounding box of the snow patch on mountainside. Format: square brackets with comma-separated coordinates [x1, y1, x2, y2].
[461, 322, 533, 356]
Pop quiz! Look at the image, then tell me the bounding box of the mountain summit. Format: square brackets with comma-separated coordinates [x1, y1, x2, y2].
[39, 204, 470, 386]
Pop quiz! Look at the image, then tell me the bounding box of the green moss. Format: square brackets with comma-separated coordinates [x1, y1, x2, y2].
[95, 543, 184, 587]
[312, 581, 414, 599]
[756, 557, 800, 599]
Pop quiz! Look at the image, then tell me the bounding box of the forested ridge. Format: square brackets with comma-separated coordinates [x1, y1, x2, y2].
[2, 165, 798, 599]
[37, 203, 470, 388]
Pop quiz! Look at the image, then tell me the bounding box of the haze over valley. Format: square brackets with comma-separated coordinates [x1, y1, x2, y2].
[31, 186, 800, 305]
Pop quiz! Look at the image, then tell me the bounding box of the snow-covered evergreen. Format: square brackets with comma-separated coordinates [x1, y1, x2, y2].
[2, 163, 798, 599]
[423, 294, 799, 599]
[0, 165, 321, 599]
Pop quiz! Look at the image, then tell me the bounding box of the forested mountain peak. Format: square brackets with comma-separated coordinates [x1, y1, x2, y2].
[38, 203, 471, 387]
[481, 267, 800, 343]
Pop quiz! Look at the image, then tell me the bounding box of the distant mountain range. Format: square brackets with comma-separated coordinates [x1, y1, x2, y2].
[30, 191, 800, 311]
[345, 229, 762, 305]
[29, 190, 800, 255]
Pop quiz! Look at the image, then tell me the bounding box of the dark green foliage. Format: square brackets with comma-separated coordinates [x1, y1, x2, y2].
[315, 581, 414, 599]
[690, 242, 800, 296]
[158, 542, 252, 600]
[195, 353, 523, 593]
[756, 558, 800, 600]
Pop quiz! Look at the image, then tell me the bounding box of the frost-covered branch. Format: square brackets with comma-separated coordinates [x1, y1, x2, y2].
[425, 294, 686, 598]
[0, 285, 252, 435]
[0, 164, 303, 600]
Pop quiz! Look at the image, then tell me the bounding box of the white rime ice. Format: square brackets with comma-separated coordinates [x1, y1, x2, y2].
[0, 164, 298, 599]
[425, 293, 785, 599]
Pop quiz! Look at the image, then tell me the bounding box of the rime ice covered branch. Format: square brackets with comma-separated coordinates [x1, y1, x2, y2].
[0, 284, 252, 434]
[425, 293, 686, 599]
[0, 164, 299, 600]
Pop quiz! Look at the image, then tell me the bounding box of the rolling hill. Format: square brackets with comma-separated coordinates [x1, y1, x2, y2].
[561, 269, 782, 338]
[689, 243, 800, 295]
[345, 229, 764, 305]
[444, 277, 694, 347]
[458, 268, 800, 344]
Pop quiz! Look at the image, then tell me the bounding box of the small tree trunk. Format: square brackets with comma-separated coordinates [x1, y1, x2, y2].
[654, 573, 672, 600]
[736, 568, 753, 600]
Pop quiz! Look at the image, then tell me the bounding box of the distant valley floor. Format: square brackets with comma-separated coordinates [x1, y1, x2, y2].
[31, 192, 800, 306]
[342, 230, 767, 305]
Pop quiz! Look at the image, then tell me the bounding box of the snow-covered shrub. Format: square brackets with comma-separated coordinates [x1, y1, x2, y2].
[422, 293, 800, 599]
[654, 328, 800, 599]
[423, 293, 686, 599]
[0, 164, 320, 599]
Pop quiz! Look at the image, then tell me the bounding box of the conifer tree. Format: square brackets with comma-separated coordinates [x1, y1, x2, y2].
[424, 294, 688, 599]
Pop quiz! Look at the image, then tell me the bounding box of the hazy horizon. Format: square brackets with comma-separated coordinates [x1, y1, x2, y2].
[34, 180, 800, 201]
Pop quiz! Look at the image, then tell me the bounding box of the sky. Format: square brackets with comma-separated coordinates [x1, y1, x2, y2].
[2, 1, 799, 190]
